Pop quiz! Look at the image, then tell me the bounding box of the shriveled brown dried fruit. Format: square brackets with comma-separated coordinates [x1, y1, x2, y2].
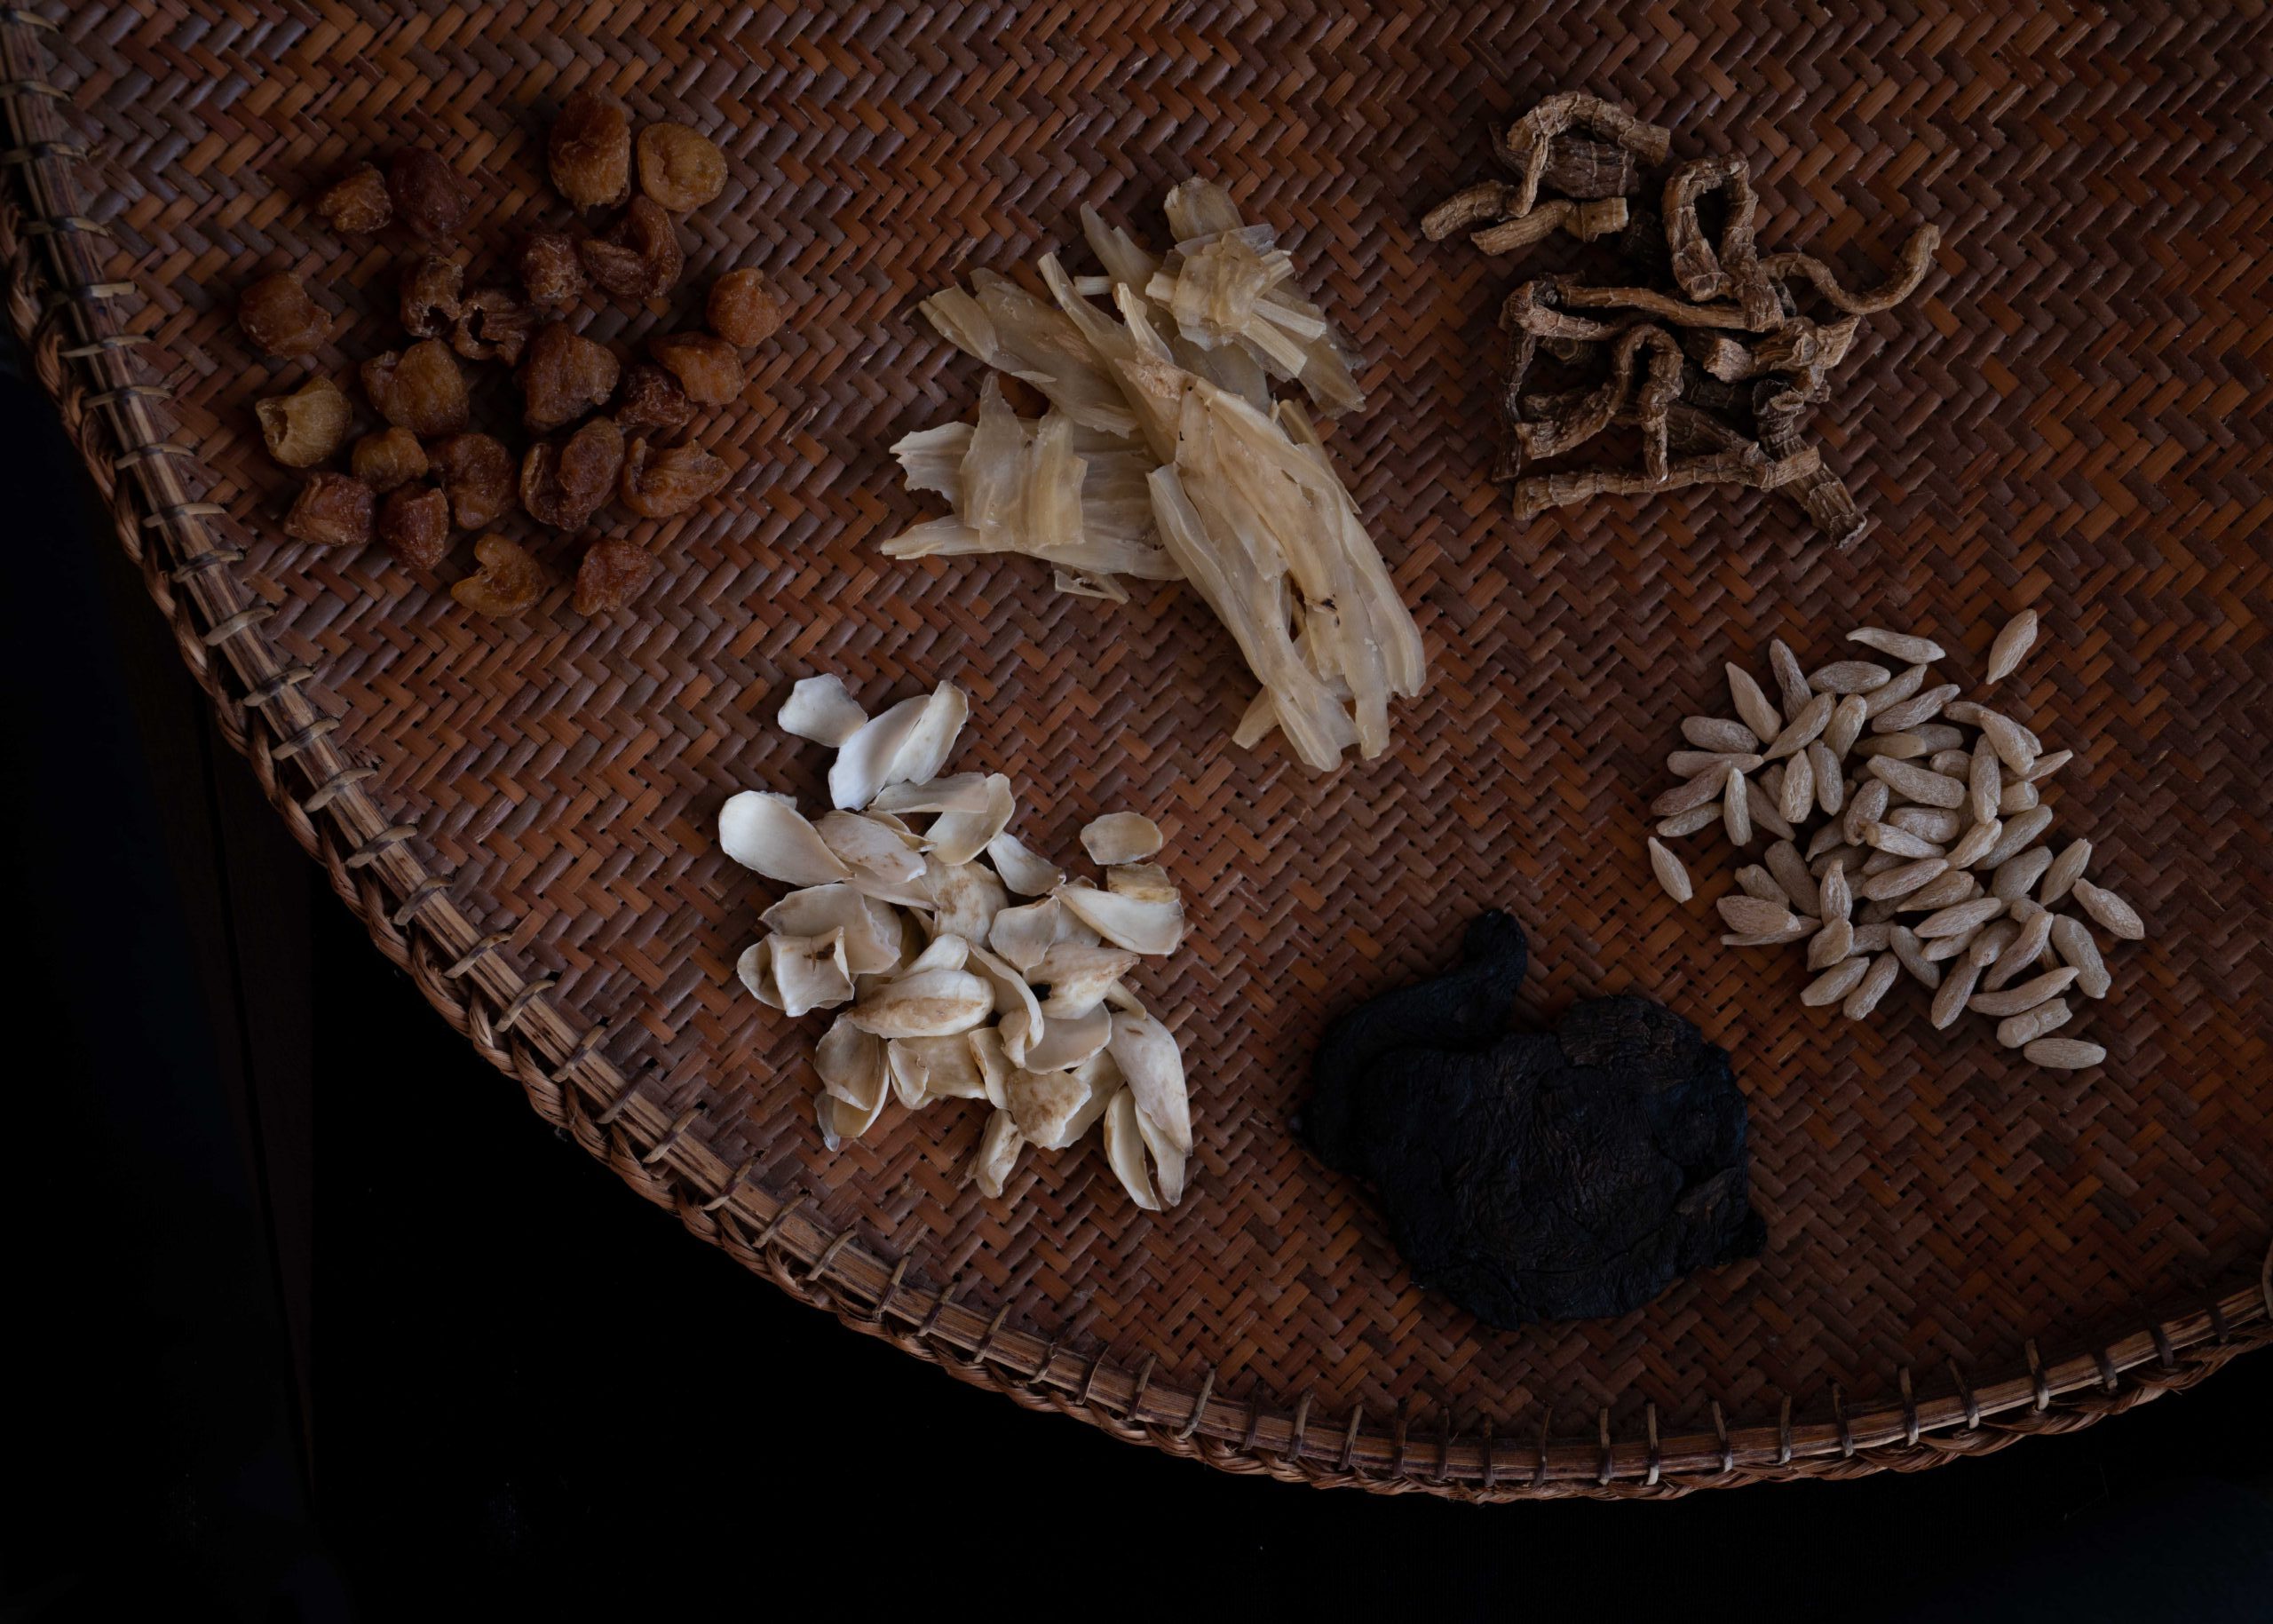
[283, 471, 374, 547]
[572, 538, 656, 614]
[351, 426, 428, 493]
[427, 432, 516, 527]
[519, 231, 588, 313]
[620, 434, 728, 518]
[707, 267, 783, 347]
[648, 329, 742, 405]
[255, 374, 351, 467]
[314, 162, 392, 234]
[452, 286, 533, 364]
[612, 362, 694, 432]
[548, 87, 631, 209]
[580, 196, 683, 300]
[451, 534, 545, 619]
[636, 122, 726, 211]
[378, 484, 451, 570]
[518, 322, 621, 432]
[400, 253, 463, 338]
[521, 415, 625, 528]
[238, 273, 327, 358]
[361, 340, 469, 436]
[387, 147, 471, 240]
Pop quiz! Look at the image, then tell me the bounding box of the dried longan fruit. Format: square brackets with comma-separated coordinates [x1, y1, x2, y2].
[238, 273, 328, 358]
[635, 123, 725, 212]
[453, 287, 533, 364]
[351, 426, 429, 493]
[428, 432, 517, 528]
[255, 375, 351, 468]
[706, 267, 783, 348]
[361, 339, 470, 436]
[612, 362, 694, 433]
[519, 231, 588, 313]
[548, 88, 630, 210]
[315, 163, 392, 234]
[572, 539, 656, 615]
[517, 321, 620, 432]
[451, 535, 545, 619]
[620, 434, 728, 519]
[647, 329, 742, 405]
[388, 147, 471, 240]
[521, 415, 625, 529]
[378, 484, 451, 570]
[283, 472, 374, 548]
[579, 196, 683, 301]
[400, 253, 463, 338]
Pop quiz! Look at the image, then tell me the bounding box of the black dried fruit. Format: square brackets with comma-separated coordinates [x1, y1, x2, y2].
[1303, 911, 1762, 1328]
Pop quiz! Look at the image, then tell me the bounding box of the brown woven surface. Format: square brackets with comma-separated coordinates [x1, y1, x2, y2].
[9, 2, 2271, 1499]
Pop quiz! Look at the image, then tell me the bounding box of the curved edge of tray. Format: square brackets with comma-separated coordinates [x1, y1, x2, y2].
[8, 9, 2267, 1502]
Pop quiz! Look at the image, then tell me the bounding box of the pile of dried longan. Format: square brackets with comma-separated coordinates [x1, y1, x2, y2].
[240, 91, 786, 619]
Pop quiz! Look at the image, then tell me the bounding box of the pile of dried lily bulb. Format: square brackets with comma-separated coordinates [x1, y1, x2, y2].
[881, 178, 1427, 773]
[1425, 92, 1940, 549]
[719, 676, 1192, 1210]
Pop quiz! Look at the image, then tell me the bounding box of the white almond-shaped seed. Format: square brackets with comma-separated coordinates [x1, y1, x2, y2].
[1849, 628, 1946, 663]
[1802, 956, 1871, 1006]
[1905, 870, 1981, 913]
[1921, 929, 1976, 963]
[1917, 896, 2006, 939]
[1889, 805, 1963, 843]
[2039, 838, 2091, 905]
[1765, 693, 1834, 760]
[1810, 841, 1862, 877]
[1969, 967, 2079, 1016]
[1889, 924, 1941, 988]
[1860, 850, 1904, 876]
[1973, 707, 2039, 774]
[1736, 864, 1788, 906]
[1723, 921, 1812, 947]
[2026, 749, 2074, 783]
[1746, 777, 1794, 841]
[1653, 764, 1733, 816]
[1913, 723, 1967, 752]
[1809, 742, 1846, 816]
[1999, 779, 2041, 815]
[2049, 915, 2111, 998]
[1869, 684, 1960, 733]
[1767, 841, 1817, 915]
[1867, 757, 1968, 808]
[1965, 917, 2019, 967]
[1968, 736, 2003, 826]
[1669, 749, 1764, 777]
[1716, 894, 1794, 935]
[1858, 858, 1949, 900]
[1984, 902, 2055, 989]
[1862, 663, 1929, 718]
[1851, 921, 1895, 950]
[1930, 956, 1983, 1028]
[2024, 1037, 2104, 1071]
[1986, 608, 2039, 682]
[1844, 779, 1890, 845]
[1811, 660, 1892, 694]
[1818, 859, 1852, 923]
[1928, 749, 1973, 779]
[1647, 837, 1693, 904]
[1826, 694, 1869, 758]
[1683, 715, 1762, 753]
[1979, 806, 2055, 869]
[1866, 821, 1945, 859]
[1769, 638, 1812, 719]
[1992, 845, 2055, 901]
[1723, 767, 1754, 845]
[1727, 663, 1786, 744]
[1657, 805, 1722, 838]
[2071, 878, 2145, 940]
[1947, 818, 2003, 869]
[1806, 916, 1856, 970]
[1778, 748, 1815, 823]
[1998, 998, 2072, 1048]
[1842, 953, 1902, 1018]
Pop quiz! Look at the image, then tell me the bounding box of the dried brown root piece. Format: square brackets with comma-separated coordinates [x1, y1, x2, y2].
[1762, 226, 1942, 315]
[1469, 197, 1628, 258]
[1493, 91, 1674, 218]
[1753, 374, 1870, 550]
[1512, 442, 1819, 519]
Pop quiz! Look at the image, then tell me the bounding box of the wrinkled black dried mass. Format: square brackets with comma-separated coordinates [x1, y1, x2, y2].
[1303, 911, 1764, 1329]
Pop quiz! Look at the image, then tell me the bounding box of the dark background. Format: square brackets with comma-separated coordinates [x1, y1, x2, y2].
[3, 353, 2268, 1621]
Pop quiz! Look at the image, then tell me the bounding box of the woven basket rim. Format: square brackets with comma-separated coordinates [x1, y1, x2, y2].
[7, 5, 2266, 1500]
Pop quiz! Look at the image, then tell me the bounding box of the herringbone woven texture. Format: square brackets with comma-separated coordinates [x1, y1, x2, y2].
[20, 0, 2273, 1484]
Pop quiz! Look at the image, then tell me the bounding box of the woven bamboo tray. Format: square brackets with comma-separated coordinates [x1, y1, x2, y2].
[9, 2, 2269, 1500]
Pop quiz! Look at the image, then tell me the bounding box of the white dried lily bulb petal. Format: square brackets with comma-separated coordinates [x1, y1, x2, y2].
[735, 940, 780, 1007]
[1022, 1002, 1111, 1073]
[815, 1014, 888, 1111]
[848, 866, 935, 910]
[778, 675, 868, 748]
[863, 809, 928, 848]
[1136, 1105, 1188, 1206]
[1034, 942, 1141, 1018]
[927, 855, 1010, 944]
[886, 1040, 931, 1109]
[719, 791, 852, 886]
[1105, 862, 1179, 905]
[898, 1033, 988, 1101]
[760, 883, 904, 977]
[869, 772, 995, 816]
[986, 830, 1064, 896]
[1052, 905, 1103, 949]
[817, 811, 927, 885]
[828, 693, 931, 811]
[971, 1109, 1024, 1199]
[1081, 812, 1164, 866]
[1103, 981, 1148, 1016]
[968, 1026, 1011, 1110]
[928, 773, 1016, 867]
[905, 932, 970, 975]
[1005, 1067, 1089, 1150]
[1103, 1089, 1163, 1212]
[1064, 1047, 1122, 1144]
[1056, 882, 1184, 955]
[846, 969, 993, 1039]
[988, 896, 1063, 974]
[770, 930, 855, 1018]
[819, 1085, 888, 1152]
[1107, 1007, 1192, 1154]
[884, 681, 970, 793]
[965, 945, 1045, 1067]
